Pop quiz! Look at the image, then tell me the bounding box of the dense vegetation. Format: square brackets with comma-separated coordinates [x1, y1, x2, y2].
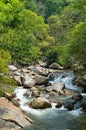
[0, 0, 86, 73]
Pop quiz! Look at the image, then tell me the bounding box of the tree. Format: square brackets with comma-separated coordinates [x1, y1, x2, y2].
[58, 21, 86, 66]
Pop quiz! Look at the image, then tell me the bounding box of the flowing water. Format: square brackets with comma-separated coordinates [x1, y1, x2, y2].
[14, 71, 86, 130]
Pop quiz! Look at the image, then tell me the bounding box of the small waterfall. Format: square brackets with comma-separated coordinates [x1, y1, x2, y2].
[51, 71, 83, 92]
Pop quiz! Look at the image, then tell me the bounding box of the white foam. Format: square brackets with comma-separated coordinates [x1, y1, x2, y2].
[14, 87, 31, 106]
[69, 108, 83, 116]
[51, 103, 57, 109]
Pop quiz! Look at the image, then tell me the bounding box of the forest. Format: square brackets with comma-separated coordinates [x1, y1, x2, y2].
[0, 0, 86, 73]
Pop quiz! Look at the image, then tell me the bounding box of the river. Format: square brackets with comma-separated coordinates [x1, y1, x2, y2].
[14, 71, 86, 130]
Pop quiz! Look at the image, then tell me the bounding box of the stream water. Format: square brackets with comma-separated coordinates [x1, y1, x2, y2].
[14, 71, 86, 130]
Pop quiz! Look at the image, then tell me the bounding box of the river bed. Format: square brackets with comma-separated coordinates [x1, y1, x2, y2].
[14, 71, 86, 130]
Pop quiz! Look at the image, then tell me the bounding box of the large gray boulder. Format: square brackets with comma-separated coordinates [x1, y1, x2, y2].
[29, 97, 52, 109]
[28, 66, 49, 76]
[8, 65, 17, 71]
[0, 97, 33, 130]
[22, 74, 36, 88]
[52, 81, 65, 93]
[35, 74, 49, 85]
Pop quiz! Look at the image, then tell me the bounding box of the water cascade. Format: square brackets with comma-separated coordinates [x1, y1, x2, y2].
[13, 71, 86, 130]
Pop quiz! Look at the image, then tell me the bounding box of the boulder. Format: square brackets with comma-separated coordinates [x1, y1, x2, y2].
[23, 79, 36, 88]
[76, 74, 86, 88]
[13, 76, 22, 85]
[72, 93, 83, 101]
[64, 99, 76, 110]
[52, 81, 65, 93]
[0, 97, 33, 130]
[33, 66, 49, 76]
[8, 65, 17, 71]
[56, 102, 63, 108]
[49, 62, 63, 70]
[13, 70, 23, 77]
[29, 97, 52, 109]
[22, 74, 36, 88]
[35, 74, 49, 85]
[28, 66, 49, 76]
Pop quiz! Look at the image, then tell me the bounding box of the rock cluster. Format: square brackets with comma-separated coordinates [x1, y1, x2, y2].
[8, 62, 86, 111]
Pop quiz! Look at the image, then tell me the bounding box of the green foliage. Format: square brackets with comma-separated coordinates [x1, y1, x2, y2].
[0, 0, 86, 67]
[67, 21, 86, 60]
[0, 75, 17, 96]
[58, 21, 86, 66]
[0, 0, 54, 65]
[46, 46, 59, 64]
[36, 0, 68, 19]
[0, 49, 11, 73]
[24, 0, 37, 12]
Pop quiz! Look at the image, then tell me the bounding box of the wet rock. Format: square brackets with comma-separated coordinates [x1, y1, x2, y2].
[11, 98, 20, 107]
[56, 102, 63, 108]
[48, 73, 58, 81]
[72, 93, 83, 101]
[52, 81, 65, 93]
[32, 90, 40, 98]
[64, 99, 76, 110]
[49, 62, 63, 70]
[23, 92, 30, 98]
[81, 100, 86, 112]
[0, 97, 32, 129]
[35, 74, 49, 85]
[29, 97, 52, 109]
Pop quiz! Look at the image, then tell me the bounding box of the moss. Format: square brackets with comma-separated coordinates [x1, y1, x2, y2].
[0, 75, 17, 96]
